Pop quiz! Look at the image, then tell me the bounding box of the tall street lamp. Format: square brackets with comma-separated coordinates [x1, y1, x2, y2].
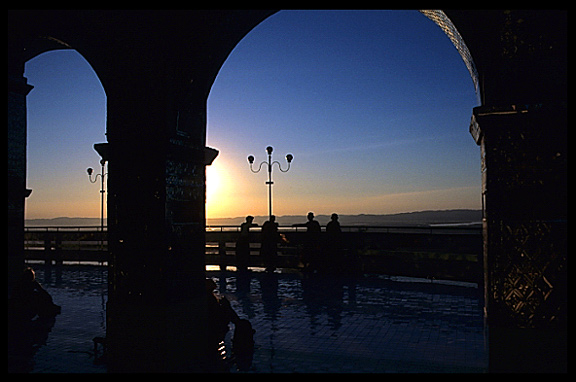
[248, 146, 293, 220]
[87, 143, 109, 251]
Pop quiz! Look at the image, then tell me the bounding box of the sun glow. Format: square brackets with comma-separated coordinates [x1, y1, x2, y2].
[206, 162, 223, 215]
[206, 158, 243, 219]
[206, 164, 221, 200]
[205, 153, 275, 219]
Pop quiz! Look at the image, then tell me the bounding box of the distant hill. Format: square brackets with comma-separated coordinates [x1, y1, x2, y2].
[207, 209, 482, 227]
[25, 209, 482, 227]
[25, 217, 106, 227]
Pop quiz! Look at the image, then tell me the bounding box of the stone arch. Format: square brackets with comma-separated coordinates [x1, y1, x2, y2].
[24, 48, 108, 224]
[205, 10, 481, 221]
[8, 10, 566, 372]
[207, 10, 481, 103]
[419, 10, 479, 97]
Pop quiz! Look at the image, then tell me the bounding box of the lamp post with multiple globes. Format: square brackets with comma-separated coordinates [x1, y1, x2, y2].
[248, 146, 293, 220]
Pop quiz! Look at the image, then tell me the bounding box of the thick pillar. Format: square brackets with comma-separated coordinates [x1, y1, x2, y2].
[470, 104, 567, 372]
[104, 68, 218, 371]
[7, 74, 33, 291]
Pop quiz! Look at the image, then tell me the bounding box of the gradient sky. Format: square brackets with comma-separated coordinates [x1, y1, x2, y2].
[24, 10, 481, 221]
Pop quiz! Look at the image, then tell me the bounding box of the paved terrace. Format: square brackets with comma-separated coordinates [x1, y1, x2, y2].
[9, 265, 487, 373]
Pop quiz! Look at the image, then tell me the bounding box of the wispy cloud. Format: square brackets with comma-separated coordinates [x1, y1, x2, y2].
[299, 133, 455, 158]
[269, 185, 480, 216]
[309, 186, 480, 215]
[366, 185, 478, 199]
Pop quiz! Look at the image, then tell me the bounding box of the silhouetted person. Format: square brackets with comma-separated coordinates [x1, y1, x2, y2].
[205, 278, 255, 372]
[205, 278, 235, 340]
[261, 215, 279, 272]
[326, 213, 344, 273]
[204, 278, 238, 371]
[8, 267, 59, 372]
[326, 213, 341, 236]
[236, 215, 257, 272]
[9, 267, 61, 322]
[294, 212, 322, 272]
[232, 319, 255, 371]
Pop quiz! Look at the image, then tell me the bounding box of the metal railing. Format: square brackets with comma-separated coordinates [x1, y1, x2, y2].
[25, 224, 480, 252]
[206, 224, 481, 234]
[23, 225, 482, 282]
[24, 226, 107, 252]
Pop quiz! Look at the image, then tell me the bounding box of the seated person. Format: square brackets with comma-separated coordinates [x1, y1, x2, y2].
[9, 267, 61, 321]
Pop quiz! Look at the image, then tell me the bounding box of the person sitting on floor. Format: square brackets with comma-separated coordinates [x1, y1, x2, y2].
[9, 267, 61, 321]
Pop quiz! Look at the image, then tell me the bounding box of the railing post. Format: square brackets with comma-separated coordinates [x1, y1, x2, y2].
[43, 230, 52, 267]
[218, 240, 227, 271]
[54, 230, 62, 266]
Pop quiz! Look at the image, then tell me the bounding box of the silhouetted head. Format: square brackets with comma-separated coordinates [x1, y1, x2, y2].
[307, 212, 314, 221]
[205, 278, 217, 293]
[270, 215, 276, 222]
[236, 318, 253, 331]
[21, 267, 36, 283]
[331, 213, 339, 221]
[234, 319, 255, 341]
[246, 215, 254, 223]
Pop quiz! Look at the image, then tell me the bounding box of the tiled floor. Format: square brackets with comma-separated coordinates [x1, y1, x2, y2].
[8, 266, 108, 373]
[9, 265, 487, 373]
[216, 270, 487, 373]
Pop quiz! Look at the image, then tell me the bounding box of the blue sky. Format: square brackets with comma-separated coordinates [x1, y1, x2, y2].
[24, 10, 481, 220]
[25, 48, 107, 219]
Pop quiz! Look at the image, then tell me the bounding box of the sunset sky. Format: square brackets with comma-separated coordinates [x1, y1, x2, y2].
[24, 10, 481, 221]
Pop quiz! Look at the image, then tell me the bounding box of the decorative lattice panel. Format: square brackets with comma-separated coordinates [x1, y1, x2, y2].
[492, 220, 566, 328]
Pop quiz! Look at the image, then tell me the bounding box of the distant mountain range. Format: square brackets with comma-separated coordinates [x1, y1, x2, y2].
[207, 209, 482, 227]
[25, 217, 108, 227]
[26, 209, 481, 227]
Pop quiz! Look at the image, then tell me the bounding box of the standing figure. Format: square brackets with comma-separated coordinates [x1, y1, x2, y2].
[261, 215, 279, 272]
[326, 213, 344, 273]
[236, 216, 257, 272]
[294, 212, 322, 272]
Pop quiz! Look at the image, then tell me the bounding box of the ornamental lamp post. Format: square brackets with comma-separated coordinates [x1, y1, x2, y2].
[248, 146, 293, 220]
[86, 143, 109, 251]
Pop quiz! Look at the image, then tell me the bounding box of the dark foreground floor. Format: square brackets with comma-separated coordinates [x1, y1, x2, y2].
[9, 265, 487, 373]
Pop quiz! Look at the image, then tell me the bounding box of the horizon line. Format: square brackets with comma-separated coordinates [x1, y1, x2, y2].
[25, 208, 482, 221]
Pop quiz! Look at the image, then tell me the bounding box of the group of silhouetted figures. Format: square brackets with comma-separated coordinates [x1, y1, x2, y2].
[7, 213, 346, 372]
[236, 212, 346, 274]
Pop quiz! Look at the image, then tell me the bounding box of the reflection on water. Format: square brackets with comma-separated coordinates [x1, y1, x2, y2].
[20, 265, 486, 373]
[17, 265, 108, 373]
[211, 269, 486, 373]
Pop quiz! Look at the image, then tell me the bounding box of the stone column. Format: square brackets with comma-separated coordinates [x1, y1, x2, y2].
[104, 71, 218, 371]
[470, 104, 567, 372]
[8, 74, 33, 289]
